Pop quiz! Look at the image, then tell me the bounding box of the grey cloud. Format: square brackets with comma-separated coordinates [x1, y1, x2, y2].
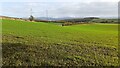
[1, 2, 118, 18]
[48, 2, 117, 17]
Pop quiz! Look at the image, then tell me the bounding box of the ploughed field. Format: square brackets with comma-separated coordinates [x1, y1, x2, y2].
[2, 19, 118, 66]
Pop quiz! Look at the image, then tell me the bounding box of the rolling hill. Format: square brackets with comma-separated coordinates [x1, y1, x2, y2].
[2, 19, 118, 66]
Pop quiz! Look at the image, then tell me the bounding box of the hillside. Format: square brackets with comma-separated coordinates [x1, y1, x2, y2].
[60, 17, 118, 24]
[2, 19, 118, 66]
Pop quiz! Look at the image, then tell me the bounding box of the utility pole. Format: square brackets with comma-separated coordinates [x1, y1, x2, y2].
[29, 8, 34, 21]
[46, 9, 49, 22]
[30, 8, 33, 16]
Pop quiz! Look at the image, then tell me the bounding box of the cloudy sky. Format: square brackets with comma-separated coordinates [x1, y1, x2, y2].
[0, 0, 119, 18]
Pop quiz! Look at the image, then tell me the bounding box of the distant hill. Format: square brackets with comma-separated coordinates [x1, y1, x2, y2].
[35, 17, 75, 21]
[60, 17, 118, 24]
[61, 17, 99, 22]
[0, 16, 118, 24]
[0, 16, 22, 20]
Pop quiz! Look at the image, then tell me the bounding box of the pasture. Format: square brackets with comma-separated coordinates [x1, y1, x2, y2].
[2, 19, 118, 66]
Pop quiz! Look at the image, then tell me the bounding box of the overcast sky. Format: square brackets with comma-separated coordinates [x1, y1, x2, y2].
[0, 0, 119, 18]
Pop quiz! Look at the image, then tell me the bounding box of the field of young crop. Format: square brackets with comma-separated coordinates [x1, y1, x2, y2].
[2, 19, 118, 66]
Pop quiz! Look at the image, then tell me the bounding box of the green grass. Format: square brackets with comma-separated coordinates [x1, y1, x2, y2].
[2, 19, 118, 66]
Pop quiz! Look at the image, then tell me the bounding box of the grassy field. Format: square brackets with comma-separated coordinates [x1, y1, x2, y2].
[2, 19, 118, 66]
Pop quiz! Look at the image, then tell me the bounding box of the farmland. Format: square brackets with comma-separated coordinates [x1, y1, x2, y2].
[2, 19, 118, 66]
